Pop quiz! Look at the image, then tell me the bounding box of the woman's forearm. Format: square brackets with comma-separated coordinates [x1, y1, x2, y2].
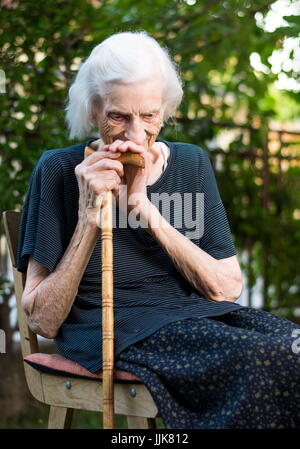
[28, 218, 101, 338]
[135, 197, 240, 302]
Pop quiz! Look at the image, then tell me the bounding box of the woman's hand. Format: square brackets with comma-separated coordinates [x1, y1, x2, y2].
[103, 139, 150, 213]
[75, 149, 124, 228]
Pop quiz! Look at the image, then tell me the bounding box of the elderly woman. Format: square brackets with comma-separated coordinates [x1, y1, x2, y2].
[17, 31, 300, 429]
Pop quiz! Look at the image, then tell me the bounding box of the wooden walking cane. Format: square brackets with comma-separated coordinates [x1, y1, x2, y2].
[84, 144, 145, 429]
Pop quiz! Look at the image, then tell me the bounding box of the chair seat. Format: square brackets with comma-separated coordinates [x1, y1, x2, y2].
[24, 353, 142, 382]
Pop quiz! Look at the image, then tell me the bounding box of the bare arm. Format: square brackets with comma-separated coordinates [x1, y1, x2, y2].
[22, 149, 124, 338]
[135, 197, 243, 302]
[101, 140, 243, 302]
[22, 221, 100, 338]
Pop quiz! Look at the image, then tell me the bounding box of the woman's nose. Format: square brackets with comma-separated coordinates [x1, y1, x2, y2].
[124, 119, 147, 145]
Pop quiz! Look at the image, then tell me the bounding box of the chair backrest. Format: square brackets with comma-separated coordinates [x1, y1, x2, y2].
[2, 210, 39, 357]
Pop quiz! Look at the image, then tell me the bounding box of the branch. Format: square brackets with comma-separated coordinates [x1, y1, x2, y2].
[247, 0, 275, 17]
[170, 0, 223, 32]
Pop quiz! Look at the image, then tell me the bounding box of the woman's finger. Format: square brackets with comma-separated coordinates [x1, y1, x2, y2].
[104, 139, 125, 152]
[104, 140, 144, 154]
[84, 150, 121, 166]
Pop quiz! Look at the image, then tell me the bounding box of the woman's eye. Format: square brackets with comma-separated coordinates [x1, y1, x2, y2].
[143, 114, 154, 120]
[109, 113, 125, 121]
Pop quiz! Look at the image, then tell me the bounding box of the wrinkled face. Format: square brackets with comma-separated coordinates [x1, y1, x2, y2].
[94, 78, 165, 150]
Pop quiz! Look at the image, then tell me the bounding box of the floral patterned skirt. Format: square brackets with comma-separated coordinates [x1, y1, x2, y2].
[115, 307, 300, 429]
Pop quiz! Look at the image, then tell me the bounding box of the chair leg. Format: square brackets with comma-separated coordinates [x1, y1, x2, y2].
[127, 416, 156, 429]
[48, 406, 74, 429]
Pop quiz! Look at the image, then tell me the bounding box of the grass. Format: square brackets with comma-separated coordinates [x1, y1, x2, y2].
[1, 403, 165, 429]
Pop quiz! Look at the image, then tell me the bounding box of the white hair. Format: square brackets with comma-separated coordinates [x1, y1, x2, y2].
[64, 31, 183, 140]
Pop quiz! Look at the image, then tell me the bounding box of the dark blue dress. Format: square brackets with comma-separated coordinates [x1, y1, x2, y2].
[115, 308, 300, 428]
[16, 139, 300, 428]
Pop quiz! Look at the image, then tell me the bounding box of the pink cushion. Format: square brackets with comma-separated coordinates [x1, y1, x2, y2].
[24, 353, 141, 382]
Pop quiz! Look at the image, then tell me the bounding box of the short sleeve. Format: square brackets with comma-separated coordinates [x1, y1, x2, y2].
[198, 150, 237, 259]
[16, 152, 68, 274]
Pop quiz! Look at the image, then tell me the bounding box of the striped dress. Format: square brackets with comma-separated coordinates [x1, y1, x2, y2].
[17, 138, 244, 373]
[17, 139, 300, 428]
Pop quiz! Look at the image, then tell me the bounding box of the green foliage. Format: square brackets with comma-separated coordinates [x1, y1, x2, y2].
[0, 0, 299, 314]
[0, 403, 165, 429]
[213, 129, 300, 313]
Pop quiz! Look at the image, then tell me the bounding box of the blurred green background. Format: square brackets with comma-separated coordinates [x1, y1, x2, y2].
[0, 0, 299, 428]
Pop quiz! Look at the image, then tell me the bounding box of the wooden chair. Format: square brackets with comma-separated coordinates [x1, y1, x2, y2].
[3, 210, 160, 429]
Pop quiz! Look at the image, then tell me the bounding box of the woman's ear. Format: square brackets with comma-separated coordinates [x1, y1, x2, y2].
[90, 107, 99, 126]
[90, 96, 103, 126]
[160, 103, 168, 125]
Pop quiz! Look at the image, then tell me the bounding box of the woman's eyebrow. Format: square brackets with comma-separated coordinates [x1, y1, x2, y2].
[142, 109, 160, 114]
[107, 109, 160, 115]
[107, 110, 128, 115]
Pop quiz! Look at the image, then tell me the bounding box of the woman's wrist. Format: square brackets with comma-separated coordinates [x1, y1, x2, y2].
[131, 196, 167, 233]
[127, 191, 148, 213]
